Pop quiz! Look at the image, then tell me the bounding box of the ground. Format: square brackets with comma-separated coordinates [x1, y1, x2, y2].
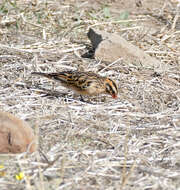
[0, 0, 180, 189]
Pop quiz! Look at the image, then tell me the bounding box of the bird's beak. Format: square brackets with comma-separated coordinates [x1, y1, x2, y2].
[112, 94, 117, 99]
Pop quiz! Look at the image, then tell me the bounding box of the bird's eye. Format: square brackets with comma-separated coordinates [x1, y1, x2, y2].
[105, 81, 117, 97]
[105, 83, 112, 94]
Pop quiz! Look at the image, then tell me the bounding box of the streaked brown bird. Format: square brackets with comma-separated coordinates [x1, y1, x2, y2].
[32, 70, 118, 99]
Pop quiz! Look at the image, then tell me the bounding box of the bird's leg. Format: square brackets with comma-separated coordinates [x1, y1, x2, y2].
[79, 95, 85, 102]
[79, 95, 95, 105]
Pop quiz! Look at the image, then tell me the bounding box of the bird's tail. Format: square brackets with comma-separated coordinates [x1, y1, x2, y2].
[31, 72, 66, 83]
[31, 72, 52, 78]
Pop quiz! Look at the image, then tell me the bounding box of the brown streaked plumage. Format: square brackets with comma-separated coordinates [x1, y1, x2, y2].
[31, 70, 118, 99]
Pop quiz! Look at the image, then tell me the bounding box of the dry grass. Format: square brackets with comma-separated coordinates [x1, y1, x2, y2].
[0, 0, 180, 189]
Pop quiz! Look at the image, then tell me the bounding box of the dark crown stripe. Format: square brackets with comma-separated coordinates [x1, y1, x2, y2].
[106, 83, 116, 94]
[108, 79, 118, 91]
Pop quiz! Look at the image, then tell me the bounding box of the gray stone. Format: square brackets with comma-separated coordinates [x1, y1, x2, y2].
[87, 28, 168, 73]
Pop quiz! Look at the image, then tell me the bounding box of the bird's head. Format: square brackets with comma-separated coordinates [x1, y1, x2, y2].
[104, 78, 118, 99]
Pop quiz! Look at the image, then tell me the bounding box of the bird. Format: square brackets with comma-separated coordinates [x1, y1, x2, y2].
[31, 70, 118, 99]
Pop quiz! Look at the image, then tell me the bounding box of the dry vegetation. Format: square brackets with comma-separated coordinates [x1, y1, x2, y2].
[0, 0, 180, 189]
